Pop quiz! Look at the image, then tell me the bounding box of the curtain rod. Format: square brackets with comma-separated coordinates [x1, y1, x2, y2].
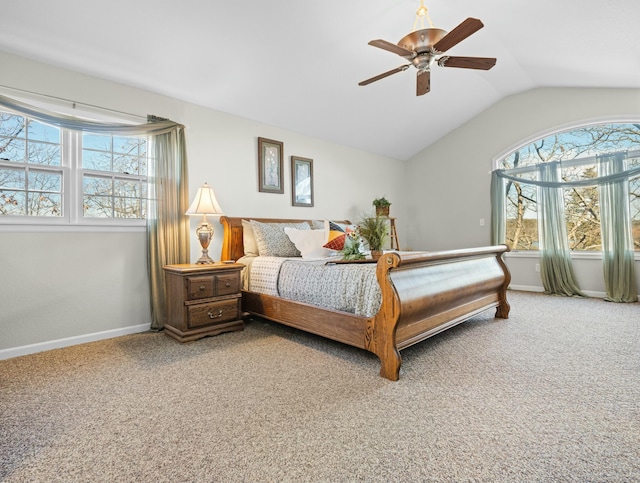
[0, 83, 147, 121]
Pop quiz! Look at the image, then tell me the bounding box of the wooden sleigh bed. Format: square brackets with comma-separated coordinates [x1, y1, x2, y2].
[220, 216, 511, 381]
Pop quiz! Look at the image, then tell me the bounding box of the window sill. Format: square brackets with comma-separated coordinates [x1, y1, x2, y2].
[506, 250, 640, 261]
[0, 222, 146, 233]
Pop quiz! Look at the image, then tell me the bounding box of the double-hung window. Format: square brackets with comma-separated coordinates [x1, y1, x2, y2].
[0, 107, 149, 226]
[81, 133, 148, 220]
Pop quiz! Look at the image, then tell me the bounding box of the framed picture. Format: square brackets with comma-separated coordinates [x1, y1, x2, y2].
[258, 137, 284, 193]
[291, 156, 314, 207]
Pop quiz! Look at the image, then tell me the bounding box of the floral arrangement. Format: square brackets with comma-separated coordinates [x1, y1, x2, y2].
[341, 230, 366, 260]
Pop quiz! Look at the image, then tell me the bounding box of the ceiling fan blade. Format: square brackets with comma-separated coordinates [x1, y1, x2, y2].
[359, 65, 410, 86]
[368, 39, 415, 58]
[438, 56, 496, 70]
[416, 70, 430, 96]
[433, 17, 484, 53]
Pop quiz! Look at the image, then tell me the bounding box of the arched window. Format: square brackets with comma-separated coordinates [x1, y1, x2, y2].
[491, 122, 640, 302]
[494, 122, 640, 251]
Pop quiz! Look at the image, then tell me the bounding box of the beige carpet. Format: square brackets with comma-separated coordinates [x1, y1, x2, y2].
[1, 291, 639, 482]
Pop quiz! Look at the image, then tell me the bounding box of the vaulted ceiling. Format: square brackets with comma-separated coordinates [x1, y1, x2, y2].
[1, 0, 639, 160]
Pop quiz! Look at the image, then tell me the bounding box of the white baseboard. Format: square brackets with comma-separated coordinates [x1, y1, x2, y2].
[509, 284, 607, 299]
[508, 284, 545, 293]
[0, 323, 151, 361]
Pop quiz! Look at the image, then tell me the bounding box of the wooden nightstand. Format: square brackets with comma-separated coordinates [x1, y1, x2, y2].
[163, 263, 244, 342]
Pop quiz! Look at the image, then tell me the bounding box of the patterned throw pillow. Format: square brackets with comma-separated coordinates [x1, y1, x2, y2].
[323, 221, 356, 251]
[250, 220, 310, 257]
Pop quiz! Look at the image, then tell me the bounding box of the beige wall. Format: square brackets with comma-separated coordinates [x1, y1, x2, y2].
[0, 51, 405, 355]
[2, 230, 150, 349]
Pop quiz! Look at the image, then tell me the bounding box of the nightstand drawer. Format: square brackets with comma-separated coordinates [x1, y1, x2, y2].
[187, 299, 240, 328]
[187, 275, 215, 300]
[216, 272, 240, 296]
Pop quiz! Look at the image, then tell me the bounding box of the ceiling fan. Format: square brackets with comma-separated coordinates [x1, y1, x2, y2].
[359, 0, 496, 96]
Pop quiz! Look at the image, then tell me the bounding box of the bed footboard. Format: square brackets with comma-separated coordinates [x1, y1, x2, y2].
[371, 246, 510, 381]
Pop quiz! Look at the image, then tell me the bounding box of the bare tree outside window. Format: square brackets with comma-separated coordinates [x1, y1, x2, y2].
[82, 133, 148, 219]
[501, 123, 640, 251]
[1, 110, 150, 223]
[0, 115, 62, 216]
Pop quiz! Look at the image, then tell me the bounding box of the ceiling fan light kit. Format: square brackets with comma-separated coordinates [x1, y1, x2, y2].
[359, 1, 497, 96]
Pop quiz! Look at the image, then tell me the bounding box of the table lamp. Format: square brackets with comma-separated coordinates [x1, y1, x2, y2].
[185, 182, 224, 264]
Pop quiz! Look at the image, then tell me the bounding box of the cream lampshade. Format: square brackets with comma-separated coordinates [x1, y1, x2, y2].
[185, 182, 224, 264]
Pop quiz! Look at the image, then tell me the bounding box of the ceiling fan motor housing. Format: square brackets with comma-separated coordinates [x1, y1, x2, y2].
[398, 28, 447, 53]
[398, 28, 447, 71]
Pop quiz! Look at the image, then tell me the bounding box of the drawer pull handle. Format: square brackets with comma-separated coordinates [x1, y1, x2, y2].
[199, 285, 206, 291]
[208, 309, 224, 319]
[225, 282, 231, 287]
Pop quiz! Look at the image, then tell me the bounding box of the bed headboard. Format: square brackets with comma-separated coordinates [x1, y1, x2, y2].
[219, 216, 350, 261]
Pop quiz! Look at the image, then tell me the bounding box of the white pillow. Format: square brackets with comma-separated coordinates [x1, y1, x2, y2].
[284, 227, 332, 259]
[242, 219, 259, 257]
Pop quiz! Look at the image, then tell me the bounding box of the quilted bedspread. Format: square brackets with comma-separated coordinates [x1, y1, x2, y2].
[249, 256, 382, 317]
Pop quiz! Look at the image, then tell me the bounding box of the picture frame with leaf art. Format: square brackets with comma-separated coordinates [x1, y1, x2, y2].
[291, 156, 313, 207]
[258, 137, 284, 193]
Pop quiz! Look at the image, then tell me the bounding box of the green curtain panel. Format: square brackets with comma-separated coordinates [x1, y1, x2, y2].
[537, 163, 585, 297]
[490, 171, 506, 246]
[147, 129, 191, 329]
[598, 153, 638, 302]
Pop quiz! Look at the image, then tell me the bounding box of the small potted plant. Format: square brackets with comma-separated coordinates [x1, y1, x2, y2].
[372, 196, 391, 217]
[358, 214, 388, 260]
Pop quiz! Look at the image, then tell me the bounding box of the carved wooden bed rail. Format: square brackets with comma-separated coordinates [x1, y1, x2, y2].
[220, 216, 511, 380]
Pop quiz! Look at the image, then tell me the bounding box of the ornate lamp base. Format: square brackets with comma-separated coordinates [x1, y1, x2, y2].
[195, 251, 214, 264]
[195, 220, 215, 264]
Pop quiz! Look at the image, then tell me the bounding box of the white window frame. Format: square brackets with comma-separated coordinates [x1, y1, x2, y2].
[0, 107, 149, 229]
[75, 131, 150, 227]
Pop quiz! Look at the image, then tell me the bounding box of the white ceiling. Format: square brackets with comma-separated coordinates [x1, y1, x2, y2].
[1, 0, 640, 160]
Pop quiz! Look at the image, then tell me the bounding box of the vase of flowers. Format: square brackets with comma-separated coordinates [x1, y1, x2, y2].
[341, 230, 366, 260]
